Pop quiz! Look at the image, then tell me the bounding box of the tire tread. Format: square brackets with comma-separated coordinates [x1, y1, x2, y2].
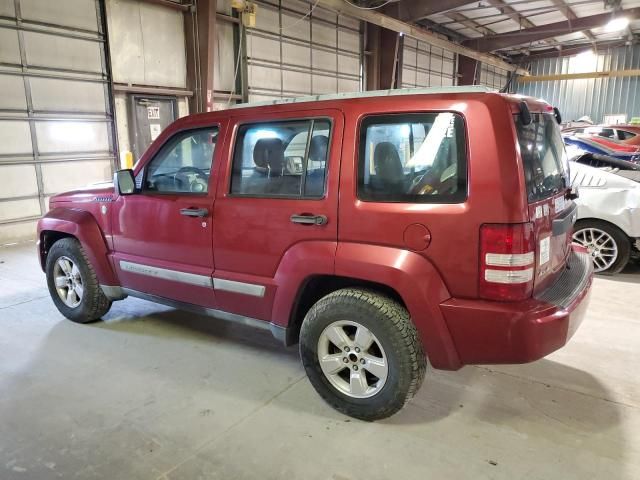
[300, 288, 427, 420]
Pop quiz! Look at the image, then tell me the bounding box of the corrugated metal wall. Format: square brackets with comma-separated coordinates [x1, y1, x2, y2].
[515, 45, 640, 124]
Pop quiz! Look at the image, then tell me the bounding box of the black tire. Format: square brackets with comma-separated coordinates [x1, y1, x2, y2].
[573, 219, 631, 274]
[299, 288, 427, 421]
[45, 237, 112, 323]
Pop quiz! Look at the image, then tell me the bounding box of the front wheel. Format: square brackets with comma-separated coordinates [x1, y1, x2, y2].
[573, 220, 631, 274]
[45, 237, 112, 323]
[299, 288, 426, 421]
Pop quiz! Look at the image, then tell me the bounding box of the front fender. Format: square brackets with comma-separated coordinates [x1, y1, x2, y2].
[335, 243, 461, 370]
[37, 208, 119, 286]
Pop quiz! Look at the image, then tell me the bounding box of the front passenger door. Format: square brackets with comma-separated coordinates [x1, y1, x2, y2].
[111, 126, 221, 308]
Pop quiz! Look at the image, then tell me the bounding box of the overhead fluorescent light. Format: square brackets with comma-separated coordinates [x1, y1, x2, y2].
[605, 17, 630, 32]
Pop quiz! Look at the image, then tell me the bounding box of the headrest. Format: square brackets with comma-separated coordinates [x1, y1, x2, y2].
[374, 142, 404, 183]
[254, 138, 284, 175]
[309, 135, 329, 162]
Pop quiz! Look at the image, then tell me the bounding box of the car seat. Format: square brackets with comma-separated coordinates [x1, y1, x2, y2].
[306, 135, 328, 196]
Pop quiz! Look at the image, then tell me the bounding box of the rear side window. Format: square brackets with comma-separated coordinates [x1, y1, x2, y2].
[231, 119, 330, 198]
[618, 130, 637, 140]
[515, 113, 569, 202]
[358, 113, 467, 203]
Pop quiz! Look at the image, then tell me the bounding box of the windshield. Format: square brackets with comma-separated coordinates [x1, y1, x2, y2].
[515, 113, 569, 202]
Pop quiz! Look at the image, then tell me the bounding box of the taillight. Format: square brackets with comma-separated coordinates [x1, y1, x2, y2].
[479, 223, 536, 301]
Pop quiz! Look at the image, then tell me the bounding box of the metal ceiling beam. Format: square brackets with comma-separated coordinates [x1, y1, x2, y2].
[512, 39, 632, 60]
[318, 0, 528, 74]
[445, 11, 494, 37]
[550, 0, 597, 42]
[486, 0, 535, 29]
[519, 68, 640, 82]
[395, 0, 474, 22]
[485, 0, 556, 50]
[464, 8, 640, 52]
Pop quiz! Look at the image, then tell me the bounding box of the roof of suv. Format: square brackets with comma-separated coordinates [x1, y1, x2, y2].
[213, 86, 550, 115]
[228, 86, 496, 109]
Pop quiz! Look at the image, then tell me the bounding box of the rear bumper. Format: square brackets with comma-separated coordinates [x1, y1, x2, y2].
[440, 247, 593, 365]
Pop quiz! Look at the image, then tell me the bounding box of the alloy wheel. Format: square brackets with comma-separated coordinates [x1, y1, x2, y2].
[317, 320, 389, 399]
[573, 227, 619, 273]
[53, 256, 84, 308]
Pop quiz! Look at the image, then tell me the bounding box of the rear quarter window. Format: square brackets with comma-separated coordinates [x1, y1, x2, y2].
[357, 112, 467, 203]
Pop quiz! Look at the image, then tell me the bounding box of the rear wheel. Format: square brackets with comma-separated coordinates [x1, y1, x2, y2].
[573, 219, 631, 274]
[299, 288, 426, 421]
[45, 238, 112, 323]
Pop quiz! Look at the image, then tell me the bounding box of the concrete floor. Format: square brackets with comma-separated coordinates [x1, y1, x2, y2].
[0, 242, 639, 480]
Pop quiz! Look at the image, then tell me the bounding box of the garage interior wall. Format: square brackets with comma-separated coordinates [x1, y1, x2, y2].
[516, 45, 640, 124]
[245, 0, 362, 102]
[214, 0, 242, 110]
[479, 63, 509, 90]
[106, 0, 190, 165]
[401, 36, 456, 88]
[0, 0, 115, 244]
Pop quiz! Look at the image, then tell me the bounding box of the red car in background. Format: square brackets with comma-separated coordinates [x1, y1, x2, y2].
[588, 135, 640, 153]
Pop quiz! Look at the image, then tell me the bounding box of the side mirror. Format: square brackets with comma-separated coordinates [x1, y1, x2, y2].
[114, 169, 136, 195]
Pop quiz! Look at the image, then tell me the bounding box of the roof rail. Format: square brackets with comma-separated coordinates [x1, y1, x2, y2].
[227, 86, 497, 110]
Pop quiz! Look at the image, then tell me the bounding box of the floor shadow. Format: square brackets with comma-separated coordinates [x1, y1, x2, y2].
[94, 298, 624, 434]
[606, 259, 640, 284]
[94, 297, 299, 359]
[386, 358, 622, 434]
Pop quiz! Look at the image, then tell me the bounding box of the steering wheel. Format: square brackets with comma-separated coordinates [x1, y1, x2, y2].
[173, 166, 209, 193]
[408, 169, 440, 195]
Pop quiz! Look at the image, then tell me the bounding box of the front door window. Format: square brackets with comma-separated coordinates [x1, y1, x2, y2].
[143, 127, 219, 194]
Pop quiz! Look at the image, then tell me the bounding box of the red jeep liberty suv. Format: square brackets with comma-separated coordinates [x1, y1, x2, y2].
[37, 87, 593, 420]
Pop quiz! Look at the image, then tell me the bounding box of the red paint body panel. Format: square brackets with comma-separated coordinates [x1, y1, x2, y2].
[441, 253, 593, 364]
[335, 242, 460, 370]
[588, 135, 640, 152]
[211, 109, 343, 320]
[38, 206, 118, 286]
[36, 90, 593, 372]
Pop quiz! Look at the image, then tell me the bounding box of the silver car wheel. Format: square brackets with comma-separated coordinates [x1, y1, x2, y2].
[53, 256, 84, 308]
[573, 227, 619, 273]
[317, 320, 388, 399]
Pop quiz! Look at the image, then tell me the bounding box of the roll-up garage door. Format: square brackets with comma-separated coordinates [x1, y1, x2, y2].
[479, 63, 509, 90]
[0, 0, 115, 243]
[245, 0, 362, 102]
[401, 36, 456, 88]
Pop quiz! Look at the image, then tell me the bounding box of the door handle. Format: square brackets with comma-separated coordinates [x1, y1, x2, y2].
[180, 208, 209, 218]
[290, 214, 328, 225]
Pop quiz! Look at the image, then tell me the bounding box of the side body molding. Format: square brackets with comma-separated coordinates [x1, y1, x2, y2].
[37, 207, 119, 286]
[334, 242, 461, 370]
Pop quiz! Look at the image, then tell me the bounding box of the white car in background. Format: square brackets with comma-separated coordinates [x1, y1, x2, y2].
[570, 161, 640, 273]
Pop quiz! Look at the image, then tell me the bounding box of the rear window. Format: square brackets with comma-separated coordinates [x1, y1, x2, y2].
[357, 113, 467, 203]
[515, 113, 569, 202]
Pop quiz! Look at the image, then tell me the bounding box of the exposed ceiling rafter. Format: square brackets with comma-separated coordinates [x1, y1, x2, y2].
[549, 0, 597, 42]
[395, 0, 474, 23]
[463, 8, 640, 52]
[318, 0, 528, 73]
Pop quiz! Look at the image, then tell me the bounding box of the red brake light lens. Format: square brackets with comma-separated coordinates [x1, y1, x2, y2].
[479, 223, 536, 301]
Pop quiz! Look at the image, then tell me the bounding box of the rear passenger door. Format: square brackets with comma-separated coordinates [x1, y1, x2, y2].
[212, 110, 343, 321]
